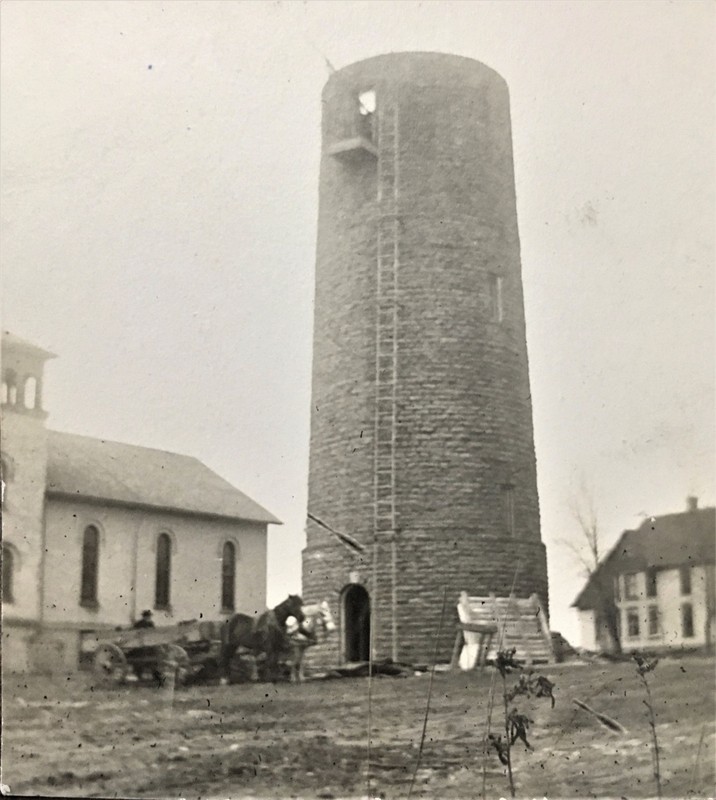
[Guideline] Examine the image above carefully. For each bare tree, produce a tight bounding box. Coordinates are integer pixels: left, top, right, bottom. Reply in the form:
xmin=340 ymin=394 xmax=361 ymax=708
xmin=564 ymin=483 xmax=621 ymax=654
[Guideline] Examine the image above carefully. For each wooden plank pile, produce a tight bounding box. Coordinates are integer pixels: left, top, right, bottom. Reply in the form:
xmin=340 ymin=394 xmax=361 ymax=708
xmin=452 ymin=591 xmax=554 ymax=670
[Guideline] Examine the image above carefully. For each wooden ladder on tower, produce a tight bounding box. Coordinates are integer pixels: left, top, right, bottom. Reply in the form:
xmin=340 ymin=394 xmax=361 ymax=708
xmin=373 ymin=96 xmax=399 ymax=538
xmin=373 ymin=95 xmax=400 ymax=660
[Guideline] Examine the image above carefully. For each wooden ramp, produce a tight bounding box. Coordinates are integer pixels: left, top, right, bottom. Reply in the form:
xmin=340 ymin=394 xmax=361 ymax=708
xmin=454 ymin=591 xmax=554 ymax=669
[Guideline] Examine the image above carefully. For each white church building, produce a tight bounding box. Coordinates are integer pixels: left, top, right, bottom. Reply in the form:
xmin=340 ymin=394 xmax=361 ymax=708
xmin=1 ymin=332 xmax=280 ymax=673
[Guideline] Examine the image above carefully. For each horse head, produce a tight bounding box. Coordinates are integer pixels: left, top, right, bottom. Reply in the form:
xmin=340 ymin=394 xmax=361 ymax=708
xmin=275 ymin=594 xmax=305 ymax=626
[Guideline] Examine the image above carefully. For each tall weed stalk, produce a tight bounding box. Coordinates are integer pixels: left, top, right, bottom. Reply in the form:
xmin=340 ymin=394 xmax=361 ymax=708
xmin=633 ymin=653 xmax=662 ymax=798
xmin=488 ymin=649 xmax=555 ymax=798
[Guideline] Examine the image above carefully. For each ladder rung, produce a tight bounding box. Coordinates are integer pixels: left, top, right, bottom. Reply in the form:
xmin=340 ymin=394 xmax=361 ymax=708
xmin=376 ymin=405 xmax=395 ymax=415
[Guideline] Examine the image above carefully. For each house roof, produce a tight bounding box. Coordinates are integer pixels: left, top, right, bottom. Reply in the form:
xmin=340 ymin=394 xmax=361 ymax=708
xmin=572 ymin=505 xmax=715 ymax=610
xmin=46 ymin=430 xmax=281 ymax=525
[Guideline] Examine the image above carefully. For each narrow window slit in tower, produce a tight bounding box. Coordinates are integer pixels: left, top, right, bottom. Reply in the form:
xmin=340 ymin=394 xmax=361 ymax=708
xmin=489 ymin=274 xmax=504 ymax=323
xmin=359 ymin=89 xmax=376 ymax=114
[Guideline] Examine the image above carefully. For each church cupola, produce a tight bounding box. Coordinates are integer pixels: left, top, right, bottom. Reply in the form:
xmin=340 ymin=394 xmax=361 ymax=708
xmin=1 ymin=332 xmax=56 ymax=419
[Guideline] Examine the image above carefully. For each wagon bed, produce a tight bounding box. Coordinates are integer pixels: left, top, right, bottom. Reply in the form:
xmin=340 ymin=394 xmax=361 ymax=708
xmin=92 ymin=619 xmax=224 ymax=686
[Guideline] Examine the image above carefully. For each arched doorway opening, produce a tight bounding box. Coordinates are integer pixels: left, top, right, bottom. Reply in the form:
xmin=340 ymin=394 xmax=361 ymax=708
xmin=342 ymin=584 xmax=370 ymax=662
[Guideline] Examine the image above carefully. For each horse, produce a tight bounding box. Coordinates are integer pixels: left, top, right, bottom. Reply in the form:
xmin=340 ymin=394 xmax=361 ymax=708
xmin=220 ymin=594 xmax=305 ymax=683
xmin=284 ymin=600 xmax=336 ymax=683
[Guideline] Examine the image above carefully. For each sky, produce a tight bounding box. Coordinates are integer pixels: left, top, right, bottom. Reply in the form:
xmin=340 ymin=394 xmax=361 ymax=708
xmin=1 ymin=0 xmax=714 ymax=644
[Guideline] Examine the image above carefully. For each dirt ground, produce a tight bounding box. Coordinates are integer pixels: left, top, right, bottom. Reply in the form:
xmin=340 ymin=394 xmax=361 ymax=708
xmin=2 ymin=656 xmax=714 ymax=799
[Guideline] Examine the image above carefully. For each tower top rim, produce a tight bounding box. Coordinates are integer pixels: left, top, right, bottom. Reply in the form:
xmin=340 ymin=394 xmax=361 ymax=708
xmin=324 ymin=51 xmax=507 ymax=90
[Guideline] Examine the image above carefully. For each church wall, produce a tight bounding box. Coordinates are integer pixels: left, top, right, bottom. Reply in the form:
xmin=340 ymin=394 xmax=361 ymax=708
xmin=2 ymin=624 xmax=35 ymax=673
xmin=39 ymin=498 xmax=267 ymax=669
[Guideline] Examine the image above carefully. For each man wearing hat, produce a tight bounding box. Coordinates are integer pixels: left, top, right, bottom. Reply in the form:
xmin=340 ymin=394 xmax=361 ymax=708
xmin=134 ymin=610 xmax=155 ymax=629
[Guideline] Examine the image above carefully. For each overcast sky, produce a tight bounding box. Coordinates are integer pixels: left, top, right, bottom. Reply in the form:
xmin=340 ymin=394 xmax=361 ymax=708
xmin=2 ymin=0 xmax=714 ymax=643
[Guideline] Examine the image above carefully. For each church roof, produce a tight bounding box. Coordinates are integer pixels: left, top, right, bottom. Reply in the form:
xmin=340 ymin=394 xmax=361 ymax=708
xmin=46 ymin=430 xmax=281 ymax=525
xmin=572 ymin=505 xmax=715 ymax=609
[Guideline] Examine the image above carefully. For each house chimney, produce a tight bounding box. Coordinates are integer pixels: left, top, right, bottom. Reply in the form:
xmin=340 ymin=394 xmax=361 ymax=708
xmin=687 ymin=496 xmax=698 ymax=512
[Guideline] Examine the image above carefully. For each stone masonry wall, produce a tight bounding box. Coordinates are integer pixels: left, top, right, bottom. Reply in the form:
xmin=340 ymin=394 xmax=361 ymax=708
xmin=304 ymin=53 xmax=548 ymax=666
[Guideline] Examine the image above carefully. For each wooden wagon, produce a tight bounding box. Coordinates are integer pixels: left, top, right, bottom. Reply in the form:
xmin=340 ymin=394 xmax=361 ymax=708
xmin=92 ymin=619 xmax=224 ymax=687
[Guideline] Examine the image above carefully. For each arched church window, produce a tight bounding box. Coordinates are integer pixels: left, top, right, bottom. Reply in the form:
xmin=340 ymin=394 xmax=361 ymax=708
xmin=221 ymin=541 xmax=236 ymax=611
xmin=2 ymin=543 xmax=15 ymax=603
xmin=24 ymin=376 xmax=37 ymax=409
xmin=80 ymin=525 xmax=100 ymax=607
xmin=155 ymin=533 xmax=172 ymax=610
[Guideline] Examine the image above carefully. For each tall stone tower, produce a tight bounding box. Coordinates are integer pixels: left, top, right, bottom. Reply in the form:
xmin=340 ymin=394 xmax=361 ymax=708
xmin=302 ymin=53 xmax=548 ymax=664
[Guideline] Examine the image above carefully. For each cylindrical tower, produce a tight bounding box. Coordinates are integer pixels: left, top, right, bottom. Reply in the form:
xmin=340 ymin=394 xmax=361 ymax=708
xmin=303 ymin=52 xmax=548 ymax=665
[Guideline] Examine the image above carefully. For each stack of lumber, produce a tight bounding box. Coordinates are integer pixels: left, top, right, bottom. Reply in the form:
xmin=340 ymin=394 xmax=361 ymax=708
xmin=456 ymin=591 xmax=554 ymax=667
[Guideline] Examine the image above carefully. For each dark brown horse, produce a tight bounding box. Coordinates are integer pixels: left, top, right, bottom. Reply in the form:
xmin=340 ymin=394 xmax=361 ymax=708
xmin=220 ymin=595 xmax=305 ymax=683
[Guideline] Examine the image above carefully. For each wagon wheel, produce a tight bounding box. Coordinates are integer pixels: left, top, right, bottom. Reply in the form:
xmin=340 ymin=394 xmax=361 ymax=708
xmin=94 ymin=643 xmax=128 ymax=685
xmin=159 ymin=644 xmax=190 ymax=686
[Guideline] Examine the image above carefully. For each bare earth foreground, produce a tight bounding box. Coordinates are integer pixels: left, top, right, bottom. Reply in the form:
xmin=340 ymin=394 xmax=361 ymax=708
xmin=2 ymin=657 xmax=714 ymax=799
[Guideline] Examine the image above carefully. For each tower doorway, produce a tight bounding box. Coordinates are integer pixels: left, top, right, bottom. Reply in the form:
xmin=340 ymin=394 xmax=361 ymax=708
xmin=342 ymin=584 xmax=370 ymax=662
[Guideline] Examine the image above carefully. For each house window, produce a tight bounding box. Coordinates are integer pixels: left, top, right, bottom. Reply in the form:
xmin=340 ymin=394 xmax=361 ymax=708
xmin=80 ymin=526 xmax=99 ymax=607
xmin=624 ymin=573 xmax=639 ymax=600
xmin=2 ymin=543 xmax=14 ymax=603
xmin=613 ymin=576 xmax=621 ymax=602
xmin=155 ymin=533 xmax=172 ymax=610
xmin=646 ymin=568 xmax=657 ymax=598
xmin=626 ymin=608 xmax=640 ymax=639
xmin=681 ymin=603 xmax=694 ymax=638
xmin=221 ymin=541 xmax=236 ymax=612
xmin=680 ymin=566 xmax=691 ymax=596
xmin=501 ymin=484 xmax=515 ymax=536
xmin=488 ymin=274 xmax=504 ymax=322
xmin=648 ymin=605 xmax=659 ymax=636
